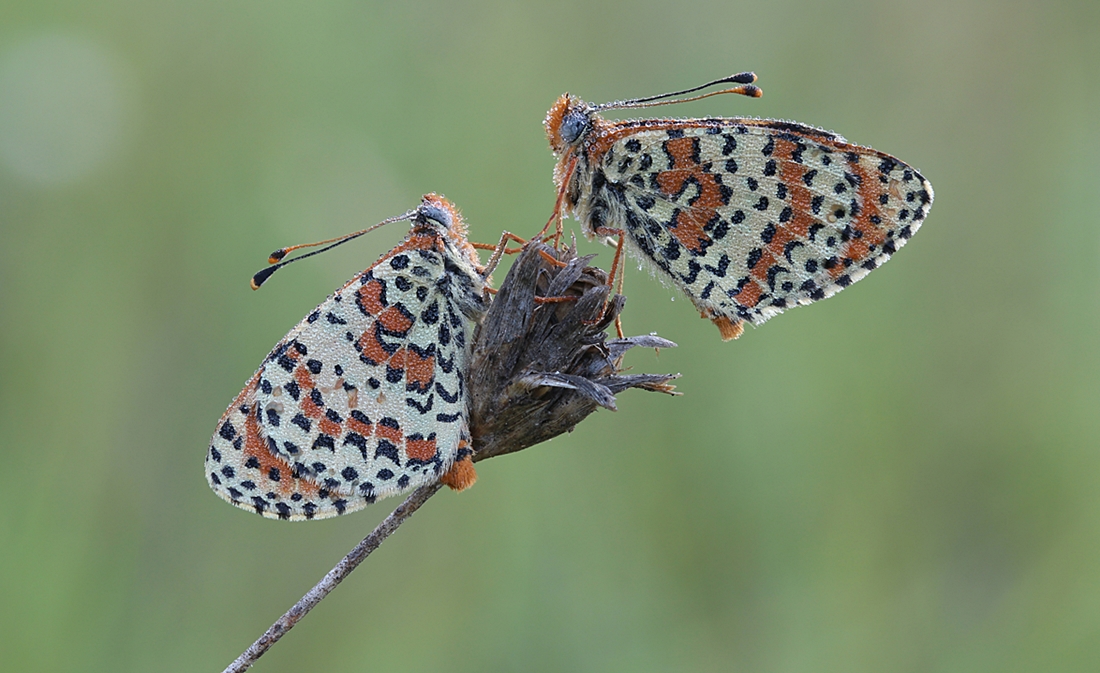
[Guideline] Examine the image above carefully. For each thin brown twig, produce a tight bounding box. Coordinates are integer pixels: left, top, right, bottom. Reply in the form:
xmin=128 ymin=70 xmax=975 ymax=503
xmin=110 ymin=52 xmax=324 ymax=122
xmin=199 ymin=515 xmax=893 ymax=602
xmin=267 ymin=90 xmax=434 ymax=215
xmin=220 ymin=242 xmax=679 ymax=672
xmin=222 ymin=483 xmax=442 ymax=673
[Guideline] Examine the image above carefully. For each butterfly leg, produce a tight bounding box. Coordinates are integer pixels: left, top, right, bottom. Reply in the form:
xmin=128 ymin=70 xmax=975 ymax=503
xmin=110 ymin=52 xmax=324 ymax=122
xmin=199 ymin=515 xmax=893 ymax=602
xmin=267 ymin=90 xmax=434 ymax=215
xmin=535 ymin=155 xmax=579 ymax=249
xmin=474 ymin=231 xmax=531 ymax=278
xmin=533 ymin=295 xmax=580 ymax=305
xmin=592 ymin=226 xmax=626 ymax=338
xmin=474 ymin=232 xmax=568 ymax=281
xmin=471 ymin=232 xmax=528 ymax=254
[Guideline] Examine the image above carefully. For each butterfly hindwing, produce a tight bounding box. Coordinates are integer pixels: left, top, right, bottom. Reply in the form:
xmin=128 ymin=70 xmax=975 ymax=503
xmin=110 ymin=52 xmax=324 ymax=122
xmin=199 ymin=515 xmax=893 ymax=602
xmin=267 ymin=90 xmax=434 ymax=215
xmin=206 ymin=373 xmax=351 ymax=520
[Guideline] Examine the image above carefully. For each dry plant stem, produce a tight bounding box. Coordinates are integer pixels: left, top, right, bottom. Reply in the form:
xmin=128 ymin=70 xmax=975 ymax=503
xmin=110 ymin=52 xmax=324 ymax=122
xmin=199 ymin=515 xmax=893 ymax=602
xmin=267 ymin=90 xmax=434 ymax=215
xmin=223 ymin=242 xmax=679 ymax=673
xmin=222 ymin=482 xmax=442 ymax=673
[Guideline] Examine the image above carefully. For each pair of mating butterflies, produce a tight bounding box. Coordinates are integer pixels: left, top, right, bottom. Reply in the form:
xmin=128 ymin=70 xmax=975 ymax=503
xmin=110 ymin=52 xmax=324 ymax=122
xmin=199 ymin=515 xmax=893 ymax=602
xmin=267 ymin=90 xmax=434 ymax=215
xmin=206 ymin=73 xmax=934 ymax=520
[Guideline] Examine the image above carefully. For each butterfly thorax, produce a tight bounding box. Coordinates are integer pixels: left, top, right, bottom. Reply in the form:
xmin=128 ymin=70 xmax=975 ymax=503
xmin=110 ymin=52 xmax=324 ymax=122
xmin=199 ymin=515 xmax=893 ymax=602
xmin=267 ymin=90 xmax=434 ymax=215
xmin=430 ymin=229 xmax=490 ymax=322
xmin=411 ymin=194 xmax=490 ymax=321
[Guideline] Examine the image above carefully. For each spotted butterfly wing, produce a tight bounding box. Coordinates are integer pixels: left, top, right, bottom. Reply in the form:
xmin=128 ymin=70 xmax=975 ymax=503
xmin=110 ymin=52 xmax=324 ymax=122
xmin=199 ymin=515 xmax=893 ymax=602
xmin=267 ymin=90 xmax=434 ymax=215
xmin=206 ymin=195 xmax=487 ymax=520
xmin=545 ymin=75 xmax=933 ymax=340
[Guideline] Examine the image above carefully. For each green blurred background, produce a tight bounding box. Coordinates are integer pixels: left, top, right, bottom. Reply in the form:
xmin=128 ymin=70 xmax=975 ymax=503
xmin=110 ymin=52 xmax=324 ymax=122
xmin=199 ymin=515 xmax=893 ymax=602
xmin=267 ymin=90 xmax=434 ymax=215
xmin=2 ymin=1 xmax=1098 ymax=671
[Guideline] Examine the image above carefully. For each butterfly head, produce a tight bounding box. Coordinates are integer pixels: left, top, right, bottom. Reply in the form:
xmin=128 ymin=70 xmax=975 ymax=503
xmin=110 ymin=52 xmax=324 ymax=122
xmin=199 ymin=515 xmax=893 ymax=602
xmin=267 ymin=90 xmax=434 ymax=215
xmin=546 ymin=74 xmax=763 ymax=158
xmin=414 ymin=193 xmax=483 ymax=271
xmin=545 ymin=94 xmax=595 ymax=156
xmin=414 ymin=193 xmax=462 ymax=233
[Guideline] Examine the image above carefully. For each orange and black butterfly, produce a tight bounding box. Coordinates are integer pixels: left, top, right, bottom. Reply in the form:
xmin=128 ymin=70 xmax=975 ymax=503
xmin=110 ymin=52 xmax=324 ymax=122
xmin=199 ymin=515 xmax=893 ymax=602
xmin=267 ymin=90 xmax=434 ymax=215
xmin=207 ymin=196 xmax=486 ymax=520
xmin=545 ymin=73 xmax=933 ymax=340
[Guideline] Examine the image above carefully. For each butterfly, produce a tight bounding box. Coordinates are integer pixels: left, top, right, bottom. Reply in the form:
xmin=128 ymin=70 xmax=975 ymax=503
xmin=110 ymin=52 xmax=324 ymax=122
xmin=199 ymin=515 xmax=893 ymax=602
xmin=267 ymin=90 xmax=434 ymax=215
xmin=544 ymin=73 xmax=933 ymax=340
xmin=205 ymin=195 xmax=490 ymax=520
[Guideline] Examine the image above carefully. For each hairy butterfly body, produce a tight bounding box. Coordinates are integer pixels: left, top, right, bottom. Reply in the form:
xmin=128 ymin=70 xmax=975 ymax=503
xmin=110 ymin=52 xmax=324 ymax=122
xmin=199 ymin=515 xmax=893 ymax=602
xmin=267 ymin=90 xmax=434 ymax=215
xmin=545 ymin=73 xmax=933 ymax=340
xmin=206 ymin=195 xmax=486 ymax=520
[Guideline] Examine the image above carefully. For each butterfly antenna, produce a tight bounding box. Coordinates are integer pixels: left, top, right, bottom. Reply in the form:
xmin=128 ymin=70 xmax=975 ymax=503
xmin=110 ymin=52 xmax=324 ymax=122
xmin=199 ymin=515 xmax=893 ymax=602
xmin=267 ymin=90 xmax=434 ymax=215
xmin=251 ymin=210 xmax=416 ymax=290
xmin=594 ymin=72 xmax=762 ymax=112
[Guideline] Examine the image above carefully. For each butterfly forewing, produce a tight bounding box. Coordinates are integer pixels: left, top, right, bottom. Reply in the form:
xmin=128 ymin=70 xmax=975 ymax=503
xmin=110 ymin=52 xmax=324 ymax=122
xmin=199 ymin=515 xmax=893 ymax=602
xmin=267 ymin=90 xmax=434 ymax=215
xmin=589 ymin=119 xmax=932 ymax=331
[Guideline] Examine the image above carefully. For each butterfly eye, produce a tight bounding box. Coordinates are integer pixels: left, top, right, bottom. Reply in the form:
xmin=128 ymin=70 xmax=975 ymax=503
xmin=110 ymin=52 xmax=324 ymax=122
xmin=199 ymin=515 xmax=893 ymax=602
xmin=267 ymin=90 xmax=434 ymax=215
xmin=559 ymin=110 xmax=588 ymax=145
xmin=418 ymin=204 xmax=452 ymax=229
